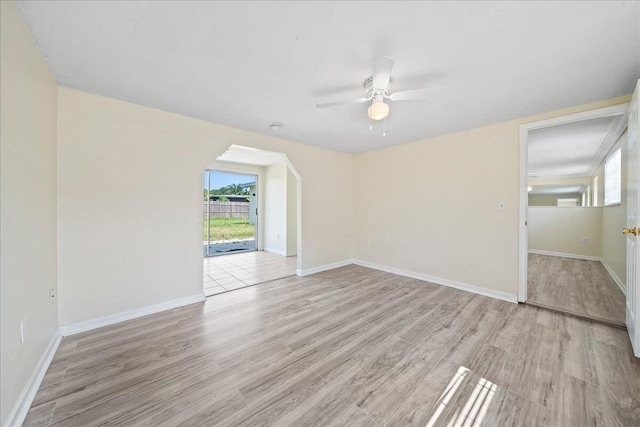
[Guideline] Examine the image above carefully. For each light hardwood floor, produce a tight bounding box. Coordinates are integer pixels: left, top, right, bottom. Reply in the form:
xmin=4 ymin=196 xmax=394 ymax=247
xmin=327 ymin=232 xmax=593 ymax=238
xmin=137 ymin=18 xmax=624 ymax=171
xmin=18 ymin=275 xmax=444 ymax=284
xmin=25 ymin=265 xmax=640 ymax=426
xmin=528 ymin=253 xmax=627 ymax=325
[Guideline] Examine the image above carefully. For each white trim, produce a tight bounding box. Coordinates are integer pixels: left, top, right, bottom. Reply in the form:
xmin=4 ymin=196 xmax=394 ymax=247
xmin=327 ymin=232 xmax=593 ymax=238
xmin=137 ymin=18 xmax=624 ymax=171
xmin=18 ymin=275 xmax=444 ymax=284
xmin=519 ymin=123 xmax=528 ymax=302
xmin=264 ymin=247 xmax=287 ymax=257
xmin=600 ymin=258 xmax=627 ymax=296
xmin=4 ymin=330 xmax=62 ymax=427
xmin=353 ymin=259 xmax=518 ymax=304
xmin=518 ymin=103 xmax=630 ymax=303
xmin=528 ymin=249 xmax=601 ymax=261
xmin=59 ymin=293 xmax=206 ymax=336
xmin=297 ymin=259 xmax=354 ymax=276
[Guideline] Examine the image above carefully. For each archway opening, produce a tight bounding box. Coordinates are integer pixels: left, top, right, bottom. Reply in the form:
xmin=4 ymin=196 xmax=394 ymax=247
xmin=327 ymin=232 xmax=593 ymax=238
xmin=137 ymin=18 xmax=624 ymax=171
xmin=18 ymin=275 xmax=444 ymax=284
xmin=202 ymin=145 xmax=302 ymax=296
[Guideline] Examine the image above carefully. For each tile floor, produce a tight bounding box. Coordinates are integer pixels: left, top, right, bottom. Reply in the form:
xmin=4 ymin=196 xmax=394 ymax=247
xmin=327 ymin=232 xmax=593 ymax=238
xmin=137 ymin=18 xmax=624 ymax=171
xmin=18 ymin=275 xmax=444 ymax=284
xmin=203 ymin=250 xmax=297 ymax=296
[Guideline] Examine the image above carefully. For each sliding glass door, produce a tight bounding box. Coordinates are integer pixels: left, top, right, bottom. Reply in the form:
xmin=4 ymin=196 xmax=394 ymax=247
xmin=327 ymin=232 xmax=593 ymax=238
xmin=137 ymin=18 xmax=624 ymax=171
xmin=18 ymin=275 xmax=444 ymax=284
xmin=203 ymin=170 xmax=257 ymax=257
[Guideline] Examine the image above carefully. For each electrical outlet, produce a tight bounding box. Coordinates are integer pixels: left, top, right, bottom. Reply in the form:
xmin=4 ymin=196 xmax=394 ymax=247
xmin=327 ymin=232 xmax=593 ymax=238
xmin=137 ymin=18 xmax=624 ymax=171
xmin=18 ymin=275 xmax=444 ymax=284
xmin=366 ymin=240 xmax=371 ymax=246
xmin=582 ymin=237 xmax=588 ymax=244
xmin=49 ymin=288 xmax=56 ymax=304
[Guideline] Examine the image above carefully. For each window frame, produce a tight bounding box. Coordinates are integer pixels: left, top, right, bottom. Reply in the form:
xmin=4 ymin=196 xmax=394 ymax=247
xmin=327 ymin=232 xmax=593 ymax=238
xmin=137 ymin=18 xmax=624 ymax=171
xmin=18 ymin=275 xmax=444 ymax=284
xmin=603 ymin=147 xmax=622 ymax=207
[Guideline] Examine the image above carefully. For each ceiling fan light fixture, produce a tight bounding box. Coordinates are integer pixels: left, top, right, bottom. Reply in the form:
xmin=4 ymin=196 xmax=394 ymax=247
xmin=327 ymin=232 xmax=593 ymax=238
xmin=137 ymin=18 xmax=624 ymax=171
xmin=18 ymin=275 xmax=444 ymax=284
xmin=368 ymin=101 xmax=389 ymax=121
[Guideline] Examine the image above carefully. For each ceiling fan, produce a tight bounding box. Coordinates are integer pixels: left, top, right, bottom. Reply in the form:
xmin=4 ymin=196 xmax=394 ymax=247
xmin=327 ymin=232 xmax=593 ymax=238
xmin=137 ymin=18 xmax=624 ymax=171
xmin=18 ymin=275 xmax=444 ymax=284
xmin=315 ymin=57 xmax=444 ymax=122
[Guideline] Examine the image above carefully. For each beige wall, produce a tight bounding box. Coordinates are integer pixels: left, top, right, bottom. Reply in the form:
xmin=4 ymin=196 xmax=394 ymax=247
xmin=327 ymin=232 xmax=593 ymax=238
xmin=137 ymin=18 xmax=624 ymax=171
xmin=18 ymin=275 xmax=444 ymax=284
xmin=286 ymin=168 xmax=298 ymax=257
xmin=355 ymin=122 xmax=519 ymax=295
xmin=0 ymin=1 xmax=59 ymax=424
xmin=528 ymin=192 xmax=582 ymax=206
xmin=354 ymin=95 xmax=630 ymax=297
xmin=57 ymin=87 xmax=355 ymax=327
xmin=601 ymin=131 xmax=628 ymax=289
xmin=264 ymin=163 xmax=288 ymax=255
xmin=528 ymin=207 xmax=603 ymax=257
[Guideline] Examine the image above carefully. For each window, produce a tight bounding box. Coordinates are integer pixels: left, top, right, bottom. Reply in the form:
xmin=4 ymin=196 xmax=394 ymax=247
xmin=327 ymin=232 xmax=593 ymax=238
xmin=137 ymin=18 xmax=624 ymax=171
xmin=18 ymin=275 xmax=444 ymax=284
xmin=593 ymin=177 xmax=598 ymax=206
xmin=558 ymin=198 xmax=578 ymax=207
xmin=604 ymin=148 xmax=622 ymax=206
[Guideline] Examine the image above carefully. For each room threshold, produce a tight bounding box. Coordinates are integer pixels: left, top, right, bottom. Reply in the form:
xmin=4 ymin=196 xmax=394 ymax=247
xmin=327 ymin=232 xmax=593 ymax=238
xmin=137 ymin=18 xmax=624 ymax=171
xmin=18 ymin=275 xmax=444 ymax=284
xmin=206 ymin=248 xmax=257 ymax=258
xmin=523 ymin=301 xmax=627 ymax=330
xmin=206 ymin=273 xmax=297 ymax=298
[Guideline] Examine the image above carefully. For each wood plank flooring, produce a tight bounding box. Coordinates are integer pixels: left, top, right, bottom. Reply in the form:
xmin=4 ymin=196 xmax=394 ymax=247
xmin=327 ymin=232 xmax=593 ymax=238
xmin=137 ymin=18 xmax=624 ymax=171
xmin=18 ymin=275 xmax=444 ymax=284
xmin=528 ymin=253 xmax=627 ymax=325
xmin=25 ymin=265 xmax=640 ymax=426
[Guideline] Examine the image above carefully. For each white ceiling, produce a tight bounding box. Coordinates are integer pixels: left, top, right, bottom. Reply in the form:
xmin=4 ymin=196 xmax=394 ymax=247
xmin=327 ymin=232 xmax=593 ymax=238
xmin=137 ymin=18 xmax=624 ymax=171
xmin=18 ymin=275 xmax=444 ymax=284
xmin=17 ymin=1 xmax=640 ymax=153
xmin=528 ymin=113 xmax=626 ymax=179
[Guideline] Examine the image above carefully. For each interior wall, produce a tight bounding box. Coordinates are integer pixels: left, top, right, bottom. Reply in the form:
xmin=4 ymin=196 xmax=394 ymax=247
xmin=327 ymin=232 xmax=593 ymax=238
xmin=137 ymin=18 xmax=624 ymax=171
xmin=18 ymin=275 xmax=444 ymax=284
xmin=528 ymin=192 xmax=582 ymax=206
xmin=0 ymin=1 xmax=59 ymax=424
xmin=354 ymin=95 xmax=630 ymax=298
xmin=528 ymin=207 xmax=603 ymax=257
xmin=264 ymin=163 xmax=287 ymax=255
xmin=601 ymin=130 xmax=628 ymax=289
xmin=57 ymin=87 xmax=354 ymax=327
xmin=286 ymin=168 xmax=298 ymax=256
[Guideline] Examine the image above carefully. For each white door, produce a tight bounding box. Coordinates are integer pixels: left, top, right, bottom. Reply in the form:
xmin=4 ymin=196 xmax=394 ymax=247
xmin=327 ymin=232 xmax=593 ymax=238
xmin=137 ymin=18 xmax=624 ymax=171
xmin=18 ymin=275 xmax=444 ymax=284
xmin=626 ymin=79 xmax=640 ymax=357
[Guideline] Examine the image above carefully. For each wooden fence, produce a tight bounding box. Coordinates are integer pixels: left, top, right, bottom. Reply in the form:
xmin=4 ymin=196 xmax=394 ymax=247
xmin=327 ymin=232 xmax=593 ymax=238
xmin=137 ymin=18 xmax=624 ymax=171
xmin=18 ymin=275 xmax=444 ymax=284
xmin=204 ymin=201 xmax=250 ymax=219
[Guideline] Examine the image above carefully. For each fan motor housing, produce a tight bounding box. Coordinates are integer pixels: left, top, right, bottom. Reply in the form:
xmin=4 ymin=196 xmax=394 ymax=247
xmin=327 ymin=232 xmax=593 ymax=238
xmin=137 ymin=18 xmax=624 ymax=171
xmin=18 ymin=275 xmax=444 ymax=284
xmin=363 ymin=76 xmax=391 ymax=95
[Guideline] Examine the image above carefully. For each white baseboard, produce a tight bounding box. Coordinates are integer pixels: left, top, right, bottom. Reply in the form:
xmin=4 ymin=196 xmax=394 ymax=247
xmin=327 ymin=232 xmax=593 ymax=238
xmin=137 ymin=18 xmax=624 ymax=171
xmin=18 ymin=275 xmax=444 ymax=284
xmin=264 ymin=247 xmax=287 ymax=257
xmin=4 ymin=330 xmax=62 ymax=427
xmin=59 ymin=293 xmax=206 ymax=336
xmin=528 ymin=249 xmax=601 ymax=261
xmin=600 ymin=259 xmax=627 ymax=296
xmin=353 ymin=259 xmax=518 ymax=304
xmin=297 ymin=259 xmax=354 ymax=276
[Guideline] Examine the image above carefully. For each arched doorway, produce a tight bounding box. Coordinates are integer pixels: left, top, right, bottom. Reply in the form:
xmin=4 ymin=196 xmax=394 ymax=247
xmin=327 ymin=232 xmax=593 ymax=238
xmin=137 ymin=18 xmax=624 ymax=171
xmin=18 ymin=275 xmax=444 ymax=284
xmin=202 ymin=145 xmax=302 ymax=296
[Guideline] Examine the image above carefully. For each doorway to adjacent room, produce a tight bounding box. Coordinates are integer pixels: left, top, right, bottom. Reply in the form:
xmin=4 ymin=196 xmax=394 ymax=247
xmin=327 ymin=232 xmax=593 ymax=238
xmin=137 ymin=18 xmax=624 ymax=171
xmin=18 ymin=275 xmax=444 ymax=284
xmin=202 ymin=146 xmax=301 ymax=297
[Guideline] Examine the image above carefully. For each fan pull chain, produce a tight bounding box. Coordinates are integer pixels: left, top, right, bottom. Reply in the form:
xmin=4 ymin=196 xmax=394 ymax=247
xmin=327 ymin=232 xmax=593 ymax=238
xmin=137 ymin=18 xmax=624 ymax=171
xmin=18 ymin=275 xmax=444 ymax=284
xmin=369 ymin=116 xmax=372 ymax=130
xmin=383 ymin=118 xmax=386 ymax=136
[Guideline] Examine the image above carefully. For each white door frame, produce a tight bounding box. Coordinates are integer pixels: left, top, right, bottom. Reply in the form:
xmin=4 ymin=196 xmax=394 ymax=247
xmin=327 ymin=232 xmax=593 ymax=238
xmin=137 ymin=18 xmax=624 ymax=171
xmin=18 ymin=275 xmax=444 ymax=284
xmin=626 ymin=81 xmax=640 ymax=357
xmin=518 ymin=103 xmax=630 ymax=302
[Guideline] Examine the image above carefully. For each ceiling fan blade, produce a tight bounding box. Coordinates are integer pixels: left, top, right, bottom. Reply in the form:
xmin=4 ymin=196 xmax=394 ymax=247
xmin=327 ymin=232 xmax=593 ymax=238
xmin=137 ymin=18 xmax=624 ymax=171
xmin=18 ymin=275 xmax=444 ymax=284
xmin=388 ymin=86 xmax=446 ymax=101
xmin=315 ymin=97 xmax=369 ymax=108
xmin=372 ymin=56 xmax=394 ymax=89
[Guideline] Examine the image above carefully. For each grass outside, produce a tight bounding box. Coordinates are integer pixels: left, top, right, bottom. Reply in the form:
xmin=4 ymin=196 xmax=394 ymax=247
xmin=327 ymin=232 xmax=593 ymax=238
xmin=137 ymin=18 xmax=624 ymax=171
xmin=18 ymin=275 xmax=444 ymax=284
xmin=204 ymin=217 xmax=254 ymax=241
